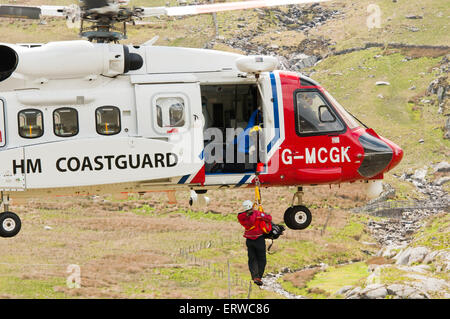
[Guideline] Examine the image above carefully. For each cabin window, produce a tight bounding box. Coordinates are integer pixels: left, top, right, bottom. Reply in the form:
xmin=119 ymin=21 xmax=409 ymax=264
xmin=54 ymin=108 xmax=79 ymax=137
xmin=96 ymin=106 xmax=121 ymax=135
xmin=18 ymin=109 xmax=44 ymax=139
xmin=155 ymin=97 xmax=186 ymax=128
xmin=295 ymin=91 xmax=345 ymax=135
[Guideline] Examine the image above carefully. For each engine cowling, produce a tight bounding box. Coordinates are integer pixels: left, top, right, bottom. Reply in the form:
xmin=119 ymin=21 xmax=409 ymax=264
xmin=0 ymin=40 xmax=143 ymax=81
xmin=0 ymin=45 xmax=18 ymax=82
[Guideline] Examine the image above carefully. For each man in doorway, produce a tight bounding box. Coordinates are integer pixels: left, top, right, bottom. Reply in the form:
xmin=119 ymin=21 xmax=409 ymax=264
xmin=237 ymin=200 xmax=272 ymax=286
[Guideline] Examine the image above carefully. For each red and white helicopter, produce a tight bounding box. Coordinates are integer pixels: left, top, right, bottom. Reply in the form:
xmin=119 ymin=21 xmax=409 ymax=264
xmin=0 ymin=0 xmax=403 ymax=237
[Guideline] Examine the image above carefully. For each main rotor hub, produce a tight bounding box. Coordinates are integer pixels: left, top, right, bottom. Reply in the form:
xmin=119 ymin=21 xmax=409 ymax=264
xmin=80 ymin=6 xmax=136 ymax=43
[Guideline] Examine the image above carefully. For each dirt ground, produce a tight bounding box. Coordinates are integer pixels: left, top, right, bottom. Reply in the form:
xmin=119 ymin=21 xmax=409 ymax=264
xmin=0 ymin=182 xmax=374 ymax=298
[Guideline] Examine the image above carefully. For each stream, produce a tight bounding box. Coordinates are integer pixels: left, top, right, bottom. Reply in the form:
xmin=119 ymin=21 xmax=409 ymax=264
xmin=259 ymin=165 xmax=449 ymax=299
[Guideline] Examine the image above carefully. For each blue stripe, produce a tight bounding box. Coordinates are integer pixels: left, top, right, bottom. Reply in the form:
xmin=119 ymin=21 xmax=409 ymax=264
xmin=267 ymin=72 xmax=280 ymax=153
xmin=178 ymin=174 xmax=190 ymax=184
xmin=234 ymin=174 xmax=251 ymax=187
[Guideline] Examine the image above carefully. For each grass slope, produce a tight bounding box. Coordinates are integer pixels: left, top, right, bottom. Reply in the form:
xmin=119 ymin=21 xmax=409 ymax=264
xmin=0 ymin=186 xmax=379 ymax=299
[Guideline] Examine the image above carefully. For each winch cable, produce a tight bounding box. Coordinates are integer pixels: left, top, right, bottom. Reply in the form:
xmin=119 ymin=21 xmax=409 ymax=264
xmin=250 ymin=124 xmax=277 ymax=252
xmin=249 ymin=124 xmax=263 ymax=212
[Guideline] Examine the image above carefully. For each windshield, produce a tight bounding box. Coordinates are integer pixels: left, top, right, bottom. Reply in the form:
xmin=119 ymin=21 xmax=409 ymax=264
xmin=323 ymin=90 xmax=361 ymax=130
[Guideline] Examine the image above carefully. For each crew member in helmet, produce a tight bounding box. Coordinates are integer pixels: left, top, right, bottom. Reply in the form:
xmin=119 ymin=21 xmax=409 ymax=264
xmin=237 ymin=200 xmax=272 ymax=286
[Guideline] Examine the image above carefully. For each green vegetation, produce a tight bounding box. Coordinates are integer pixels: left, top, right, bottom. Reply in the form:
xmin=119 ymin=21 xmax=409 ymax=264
xmin=281 ymin=262 xmax=369 ymax=298
xmin=306 ymin=262 xmax=368 ymax=294
xmin=327 ymin=214 xmax=368 ymax=242
xmin=0 ymin=276 xmax=67 ymax=299
xmin=411 ymin=213 xmax=450 ymax=250
xmin=130 ymin=204 xmax=155 ymax=216
xmin=377 ymin=266 xmax=412 ymax=286
xmin=307 ymin=48 xmax=449 ymax=199
xmin=311 ymin=0 xmax=450 ymax=51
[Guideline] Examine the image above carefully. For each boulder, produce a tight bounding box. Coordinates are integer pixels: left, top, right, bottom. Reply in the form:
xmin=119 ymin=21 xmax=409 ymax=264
xmin=405 ymin=15 xmax=423 ymax=19
xmin=408 ymin=291 xmax=430 ymax=299
xmin=395 ymin=247 xmax=412 ymax=265
xmin=380 ymin=244 xmax=406 ymax=259
xmin=434 ymin=176 xmax=450 ymax=186
xmin=407 ymin=274 xmax=449 ymax=293
xmin=423 ymin=250 xmax=440 ymax=264
xmin=386 ymin=284 xmax=428 ymax=299
xmin=336 ymin=285 xmax=354 ymax=296
xmin=436 ymin=250 xmax=450 ymax=272
xmin=397 ymin=265 xmax=430 ymax=274
xmin=445 ymin=117 xmax=450 ymax=140
xmin=433 ymin=161 xmax=450 ymax=173
xmin=412 ymin=168 xmax=427 ymax=183
xmin=361 ymin=284 xmax=388 ymax=299
xmin=407 ymin=246 xmax=430 ymax=265
xmin=345 ymin=286 xmax=361 ymax=298
xmin=291 ymin=54 xmax=318 ymax=70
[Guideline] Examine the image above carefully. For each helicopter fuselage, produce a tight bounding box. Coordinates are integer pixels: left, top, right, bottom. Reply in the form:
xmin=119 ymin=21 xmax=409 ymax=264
xmin=0 ymin=40 xmax=403 ymax=201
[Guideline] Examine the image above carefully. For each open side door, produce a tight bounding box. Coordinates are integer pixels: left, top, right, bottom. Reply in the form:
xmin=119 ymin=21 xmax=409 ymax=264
xmin=135 ymin=82 xmax=205 ymax=185
xmin=0 ymin=98 xmax=26 ymax=191
xmin=0 ymin=99 xmax=5 ymax=148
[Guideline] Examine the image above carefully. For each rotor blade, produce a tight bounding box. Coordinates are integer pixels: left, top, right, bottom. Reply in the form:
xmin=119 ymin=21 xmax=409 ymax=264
xmin=40 ymin=6 xmax=68 ymax=17
xmin=81 ymin=0 xmax=110 ymax=10
xmin=141 ymin=0 xmax=330 ymax=17
xmin=0 ymin=5 xmax=41 ymax=19
xmin=0 ymin=5 xmax=67 ymax=19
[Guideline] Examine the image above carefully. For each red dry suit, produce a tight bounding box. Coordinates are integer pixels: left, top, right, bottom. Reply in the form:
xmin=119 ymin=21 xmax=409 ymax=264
xmin=237 ymin=209 xmax=272 ymax=240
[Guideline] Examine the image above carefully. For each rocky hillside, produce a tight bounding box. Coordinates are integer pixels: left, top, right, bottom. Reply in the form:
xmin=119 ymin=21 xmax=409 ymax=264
xmin=341 ymin=162 xmax=449 ymax=299
xmin=202 ymin=0 xmax=450 ymax=299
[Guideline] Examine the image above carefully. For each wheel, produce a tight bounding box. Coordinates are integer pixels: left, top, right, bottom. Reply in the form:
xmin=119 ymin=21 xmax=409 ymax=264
xmin=0 ymin=212 xmax=22 ymax=238
xmin=284 ymin=205 xmax=312 ymax=230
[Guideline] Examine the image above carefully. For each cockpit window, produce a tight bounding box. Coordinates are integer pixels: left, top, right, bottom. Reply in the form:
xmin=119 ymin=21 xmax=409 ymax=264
xmin=295 ymin=91 xmax=345 ymax=135
xmin=18 ymin=109 xmax=43 ymax=139
xmin=323 ymin=90 xmax=360 ymax=130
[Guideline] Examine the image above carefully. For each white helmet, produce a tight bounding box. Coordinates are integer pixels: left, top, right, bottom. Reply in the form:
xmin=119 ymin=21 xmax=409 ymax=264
xmin=242 ymin=200 xmax=253 ymax=211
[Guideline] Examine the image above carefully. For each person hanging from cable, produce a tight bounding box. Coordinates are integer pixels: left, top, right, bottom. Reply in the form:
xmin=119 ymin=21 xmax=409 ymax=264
xmin=237 ymin=199 xmax=272 ymax=286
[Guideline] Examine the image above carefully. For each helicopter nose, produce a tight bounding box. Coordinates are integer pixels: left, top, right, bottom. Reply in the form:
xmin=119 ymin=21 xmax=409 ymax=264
xmin=380 ymin=137 xmax=404 ymax=172
xmin=357 ymin=132 xmax=402 ymax=178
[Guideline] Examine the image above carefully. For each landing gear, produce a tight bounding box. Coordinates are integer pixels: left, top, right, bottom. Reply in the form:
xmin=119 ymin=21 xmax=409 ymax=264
xmin=0 ymin=193 xmax=21 ymax=238
xmin=283 ymin=187 xmax=312 ymax=230
xmin=189 ymin=189 xmax=210 ymax=207
xmin=0 ymin=212 xmax=21 ymax=238
xmin=284 ymin=205 xmax=312 ymax=230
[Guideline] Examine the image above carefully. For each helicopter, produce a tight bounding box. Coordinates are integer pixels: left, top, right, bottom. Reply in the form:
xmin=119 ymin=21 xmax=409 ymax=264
xmin=0 ymin=0 xmax=403 ymax=238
